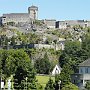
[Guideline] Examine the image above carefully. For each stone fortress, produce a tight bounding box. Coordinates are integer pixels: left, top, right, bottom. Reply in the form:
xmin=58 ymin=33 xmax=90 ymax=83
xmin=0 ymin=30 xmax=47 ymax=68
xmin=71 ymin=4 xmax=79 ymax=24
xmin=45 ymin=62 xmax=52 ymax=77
xmin=1 ymin=5 xmax=90 ymax=29
xmin=56 ymin=20 xmax=90 ymax=29
xmin=1 ymin=5 xmax=38 ymax=24
xmin=0 ymin=5 xmax=89 ymax=51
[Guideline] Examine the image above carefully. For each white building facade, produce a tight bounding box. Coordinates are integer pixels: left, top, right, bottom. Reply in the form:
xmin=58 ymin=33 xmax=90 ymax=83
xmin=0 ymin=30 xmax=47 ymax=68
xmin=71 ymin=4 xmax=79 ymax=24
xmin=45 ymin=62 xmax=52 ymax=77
xmin=71 ymin=59 xmax=90 ymax=89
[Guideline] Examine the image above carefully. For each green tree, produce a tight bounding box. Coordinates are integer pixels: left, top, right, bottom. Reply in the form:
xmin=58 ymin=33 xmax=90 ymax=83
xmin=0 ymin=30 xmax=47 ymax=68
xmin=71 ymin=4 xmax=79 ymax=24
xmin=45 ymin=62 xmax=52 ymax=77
xmin=1 ymin=50 xmax=9 ymax=78
xmin=59 ymin=64 xmax=74 ymax=87
xmin=0 ymin=49 xmax=40 ymax=89
xmin=54 ymin=74 xmax=60 ymax=90
xmin=60 ymin=41 xmax=81 ymax=67
xmin=5 ymin=49 xmax=30 ymax=76
xmin=26 ymin=65 xmax=37 ymax=90
xmin=45 ymin=78 xmax=55 ymax=90
xmin=34 ymin=53 xmax=51 ymax=74
xmin=59 ymin=41 xmax=88 ymax=72
xmin=62 ymin=82 xmax=79 ymax=90
xmin=10 ymin=36 xmax=16 ymax=46
xmin=14 ymin=66 xmax=27 ymax=89
xmin=82 ymin=34 xmax=90 ymax=57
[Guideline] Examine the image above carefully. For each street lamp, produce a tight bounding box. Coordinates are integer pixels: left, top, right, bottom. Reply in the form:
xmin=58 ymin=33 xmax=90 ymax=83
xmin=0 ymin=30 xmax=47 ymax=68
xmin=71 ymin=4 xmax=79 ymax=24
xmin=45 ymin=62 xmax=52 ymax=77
xmin=58 ymin=80 xmax=61 ymax=90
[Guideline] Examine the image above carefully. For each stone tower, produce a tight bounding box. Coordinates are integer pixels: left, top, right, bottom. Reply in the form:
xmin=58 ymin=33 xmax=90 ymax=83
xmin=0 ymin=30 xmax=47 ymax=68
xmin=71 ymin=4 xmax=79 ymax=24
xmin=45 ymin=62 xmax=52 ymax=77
xmin=28 ymin=5 xmax=38 ymax=20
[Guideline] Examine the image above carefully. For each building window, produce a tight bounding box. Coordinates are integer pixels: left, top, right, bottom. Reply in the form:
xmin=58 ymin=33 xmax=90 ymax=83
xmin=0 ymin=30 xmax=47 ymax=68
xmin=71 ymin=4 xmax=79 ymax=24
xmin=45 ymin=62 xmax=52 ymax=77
xmin=80 ymin=68 xmax=83 ymax=73
xmin=85 ymin=68 xmax=88 ymax=73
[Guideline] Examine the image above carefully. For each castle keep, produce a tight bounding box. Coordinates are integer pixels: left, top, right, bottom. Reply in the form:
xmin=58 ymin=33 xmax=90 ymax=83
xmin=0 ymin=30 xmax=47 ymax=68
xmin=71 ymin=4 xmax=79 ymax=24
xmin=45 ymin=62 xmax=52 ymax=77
xmin=1 ymin=5 xmax=38 ymax=24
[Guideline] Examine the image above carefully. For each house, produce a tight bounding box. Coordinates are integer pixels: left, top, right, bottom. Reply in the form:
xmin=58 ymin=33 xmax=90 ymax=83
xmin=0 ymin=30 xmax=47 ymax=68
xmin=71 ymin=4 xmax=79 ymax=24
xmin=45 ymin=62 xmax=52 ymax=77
xmin=52 ymin=64 xmax=62 ymax=75
xmin=71 ymin=58 xmax=90 ymax=89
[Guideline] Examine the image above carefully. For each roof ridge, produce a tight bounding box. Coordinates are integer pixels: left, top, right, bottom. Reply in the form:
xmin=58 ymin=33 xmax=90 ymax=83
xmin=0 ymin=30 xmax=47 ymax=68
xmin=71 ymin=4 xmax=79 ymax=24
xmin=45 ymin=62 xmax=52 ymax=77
xmin=79 ymin=58 xmax=90 ymax=66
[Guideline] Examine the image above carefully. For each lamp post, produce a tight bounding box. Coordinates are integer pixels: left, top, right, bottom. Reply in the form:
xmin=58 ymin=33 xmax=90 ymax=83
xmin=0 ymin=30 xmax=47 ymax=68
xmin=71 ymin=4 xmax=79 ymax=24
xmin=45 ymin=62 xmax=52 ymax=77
xmin=58 ymin=80 xmax=61 ymax=90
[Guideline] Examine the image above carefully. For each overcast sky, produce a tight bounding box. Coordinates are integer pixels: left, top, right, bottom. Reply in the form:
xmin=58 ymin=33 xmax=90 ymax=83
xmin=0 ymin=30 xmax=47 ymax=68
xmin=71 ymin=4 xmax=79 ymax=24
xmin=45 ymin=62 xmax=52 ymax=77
xmin=0 ymin=0 xmax=90 ymax=20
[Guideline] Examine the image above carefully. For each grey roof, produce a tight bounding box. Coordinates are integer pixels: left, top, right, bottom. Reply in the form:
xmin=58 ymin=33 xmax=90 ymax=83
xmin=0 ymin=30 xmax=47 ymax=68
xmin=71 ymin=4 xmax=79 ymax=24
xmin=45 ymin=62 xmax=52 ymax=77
xmin=2 ymin=13 xmax=29 ymax=18
xmin=79 ymin=58 xmax=90 ymax=67
xmin=30 ymin=5 xmax=38 ymax=8
xmin=28 ymin=5 xmax=38 ymax=10
xmin=3 ymin=13 xmax=29 ymax=16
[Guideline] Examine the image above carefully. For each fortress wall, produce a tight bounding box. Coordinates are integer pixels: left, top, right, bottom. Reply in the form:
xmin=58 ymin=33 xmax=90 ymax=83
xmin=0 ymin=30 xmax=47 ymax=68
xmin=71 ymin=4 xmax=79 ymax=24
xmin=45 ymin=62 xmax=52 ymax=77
xmin=2 ymin=13 xmax=30 ymax=24
xmin=56 ymin=20 xmax=90 ymax=29
xmin=44 ymin=19 xmax=56 ymax=28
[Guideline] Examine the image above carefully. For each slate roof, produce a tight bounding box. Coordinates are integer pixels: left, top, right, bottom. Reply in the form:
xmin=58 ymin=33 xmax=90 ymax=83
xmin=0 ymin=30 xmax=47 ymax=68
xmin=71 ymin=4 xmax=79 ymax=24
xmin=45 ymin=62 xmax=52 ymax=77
xmin=79 ymin=58 xmax=90 ymax=67
xmin=30 ymin=5 xmax=38 ymax=8
xmin=3 ymin=13 xmax=29 ymax=16
xmin=28 ymin=5 xmax=38 ymax=10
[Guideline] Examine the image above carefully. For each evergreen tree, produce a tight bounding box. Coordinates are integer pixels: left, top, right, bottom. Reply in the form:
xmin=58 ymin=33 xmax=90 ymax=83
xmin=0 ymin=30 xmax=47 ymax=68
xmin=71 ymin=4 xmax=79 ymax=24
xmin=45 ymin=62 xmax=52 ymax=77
xmin=45 ymin=77 xmax=55 ymax=90
xmin=14 ymin=66 xmax=27 ymax=89
xmin=59 ymin=64 xmax=74 ymax=88
xmin=59 ymin=41 xmax=88 ymax=72
xmin=34 ymin=53 xmax=51 ymax=74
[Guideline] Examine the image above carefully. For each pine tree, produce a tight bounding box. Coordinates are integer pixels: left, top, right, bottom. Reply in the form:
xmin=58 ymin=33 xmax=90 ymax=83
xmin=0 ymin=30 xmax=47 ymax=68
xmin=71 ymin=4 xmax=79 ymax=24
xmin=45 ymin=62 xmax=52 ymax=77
xmin=45 ymin=77 xmax=55 ymax=90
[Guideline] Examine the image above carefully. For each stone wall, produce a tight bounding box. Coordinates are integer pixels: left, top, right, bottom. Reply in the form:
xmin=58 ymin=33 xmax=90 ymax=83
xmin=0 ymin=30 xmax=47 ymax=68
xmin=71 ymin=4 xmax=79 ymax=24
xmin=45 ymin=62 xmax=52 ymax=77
xmin=44 ymin=19 xmax=56 ymax=28
xmin=34 ymin=43 xmax=64 ymax=50
xmin=2 ymin=13 xmax=30 ymax=24
xmin=56 ymin=20 xmax=90 ymax=29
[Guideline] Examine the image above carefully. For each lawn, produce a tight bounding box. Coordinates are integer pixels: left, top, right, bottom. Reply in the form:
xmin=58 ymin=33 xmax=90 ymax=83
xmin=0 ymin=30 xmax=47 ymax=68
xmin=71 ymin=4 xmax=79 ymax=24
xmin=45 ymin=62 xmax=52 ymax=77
xmin=4 ymin=75 xmax=55 ymax=89
xmin=36 ymin=75 xmax=55 ymax=88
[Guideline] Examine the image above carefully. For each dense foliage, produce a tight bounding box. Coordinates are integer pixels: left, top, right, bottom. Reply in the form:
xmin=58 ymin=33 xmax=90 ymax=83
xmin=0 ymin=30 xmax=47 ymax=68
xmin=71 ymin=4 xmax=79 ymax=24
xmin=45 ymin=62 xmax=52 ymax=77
xmin=58 ymin=33 xmax=90 ymax=89
xmin=45 ymin=78 xmax=55 ymax=90
xmin=34 ymin=53 xmax=51 ymax=74
xmin=59 ymin=41 xmax=88 ymax=72
xmin=0 ymin=26 xmax=90 ymax=89
xmin=0 ymin=49 xmax=40 ymax=89
xmin=59 ymin=64 xmax=74 ymax=87
xmin=61 ymin=82 xmax=79 ymax=90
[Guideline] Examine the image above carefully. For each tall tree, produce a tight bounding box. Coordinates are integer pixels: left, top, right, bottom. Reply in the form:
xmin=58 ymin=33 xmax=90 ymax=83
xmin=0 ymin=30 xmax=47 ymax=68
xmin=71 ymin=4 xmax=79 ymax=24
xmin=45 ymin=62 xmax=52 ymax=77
xmin=59 ymin=64 xmax=74 ymax=88
xmin=82 ymin=34 xmax=90 ymax=57
xmin=59 ymin=41 xmax=88 ymax=72
xmin=34 ymin=53 xmax=51 ymax=74
xmin=45 ymin=78 xmax=55 ymax=90
xmin=0 ymin=49 xmax=40 ymax=89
